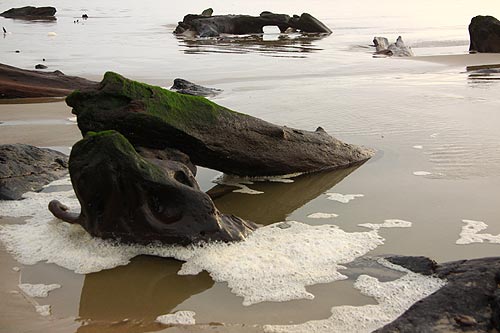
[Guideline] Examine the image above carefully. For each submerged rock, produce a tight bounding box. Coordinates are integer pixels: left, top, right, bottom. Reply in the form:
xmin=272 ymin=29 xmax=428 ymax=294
xmin=48 ymin=131 xmax=257 ymax=245
xmin=67 ymin=72 xmax=373 ymax=176
xmin=0 ymin=63 xmax=98 ymax=99
xmin=174 ymin=10 xmax=331 ymax=37
xmin=373 ymin=36 xmax=413 ymax=57
xmin=0 ymin=144 xmax=68 ymax=200
xmin=170 ymin=78 xmax=222 ymax=97
xmin=0 ymin=6 xmax=56 ymax=20
xmin=377 ymin=256 xmax=500 ymax=332
xmin=469 ymin=15 xmax=500 ymax=53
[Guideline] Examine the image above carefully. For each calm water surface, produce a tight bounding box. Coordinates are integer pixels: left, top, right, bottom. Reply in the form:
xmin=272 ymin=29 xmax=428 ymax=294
xmin=1 ymin=0 xmax=500 ymax=331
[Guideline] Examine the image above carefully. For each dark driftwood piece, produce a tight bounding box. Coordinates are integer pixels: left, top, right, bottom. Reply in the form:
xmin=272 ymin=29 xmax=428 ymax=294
xmin=67 ymin=72 xmax=373 ymax=177
xmin=0 ymin=63 xmax=97 ymax=99
xmin=48 ymin=131 xmax=257 ymax=245
xmin=469 ymin=15 xmax=500 ymax=53
xmin=174 ymin=10 xmax=332 ymax=37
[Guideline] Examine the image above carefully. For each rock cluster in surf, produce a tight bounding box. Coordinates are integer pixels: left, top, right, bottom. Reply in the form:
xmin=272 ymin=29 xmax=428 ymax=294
xmin=174 ymin=9 xmax=332 ymax=37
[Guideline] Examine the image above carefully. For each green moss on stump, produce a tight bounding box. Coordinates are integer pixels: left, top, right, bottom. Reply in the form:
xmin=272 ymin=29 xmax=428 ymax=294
xmin=71 ymin=130 xmax=166 ymax=183
xmin=67 ymin=72 xmax=244 ymax=131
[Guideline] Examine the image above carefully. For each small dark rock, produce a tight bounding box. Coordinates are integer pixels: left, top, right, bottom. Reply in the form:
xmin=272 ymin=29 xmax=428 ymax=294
xmin=170 ymin=78 xmax=222 ymax=97
xmin=15 ymin=50 xmax=20 ymax=53
xmin=0 ymin=144 xmax=68 ymax=200
xmin=386 ymin=256 xmax=437 ymax=275
xmin=0 ymin=6 xmax=56 ymax=20
xmin=82 ymin=14 xmax=88 ymax=19
xmin=201 ymin=8 xmax=213 ymax=17
xmin=35 ymin=64 xmax=47 ymax=69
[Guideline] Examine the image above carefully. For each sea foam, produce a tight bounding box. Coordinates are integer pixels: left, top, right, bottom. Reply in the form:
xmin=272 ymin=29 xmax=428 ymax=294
xmin=264 ymin=259 xmax=445 ymax=333
xmin=156 ymin=311 xmax=196 ymax=325
xmin=0 ymin=178 xmax=415 ymax=306
xmin=456 ymin=219 xmax=500 ymax=244
xmin=18 ymin=283 xmax=61 ymax=298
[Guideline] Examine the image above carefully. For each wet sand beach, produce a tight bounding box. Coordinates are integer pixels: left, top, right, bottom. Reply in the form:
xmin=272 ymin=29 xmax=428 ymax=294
xmin=2 ymin=0 xmax=500 ymax=332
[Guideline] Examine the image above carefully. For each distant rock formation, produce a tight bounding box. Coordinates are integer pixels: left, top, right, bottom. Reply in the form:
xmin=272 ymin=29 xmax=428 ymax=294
xmin=48 ymin=131 xmax=257 ymax=245
xmin=469 ymin=15 xmax=500 ymax=53
xmin=0 ymin=144 xmax=68 ymax=200
xmin=377 ymin=256 xmax=500 ymax=332
xmin=67 ymin=72 xmax=373 ymax=176
xmin=0 ymin=63 xmax=98 ymax=99
xmin=373 ymin=36 xmax=413 ymax=57
xmin=170 ymin=78 xmax=222 ymax=97
xmin=174 ymin=9 xmax=332 ymax=37
xmin=0 ymin=6 xmax=56 ymax=20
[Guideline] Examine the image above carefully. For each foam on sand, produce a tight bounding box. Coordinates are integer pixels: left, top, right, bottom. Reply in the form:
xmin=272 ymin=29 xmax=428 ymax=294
xmin=18 ymin=283 xmax=61 ymax=298
xmin=35 ymin=305 xmax=51 ymax=316
xmin=456 ymin=219 xmax=500 ymax=244
xmin=358 ymin=219 xmax=412 ymax=230
xmin=156 ymin=311 xmax=196 ymax=325
xmin=264 ymin=259 xmax=446 ymax=333
xmin=0 ymin=179 xmax=414 ymax=306
xmin=326 ymin=193 xmax=364 ymax=203
xmin=413 ymin=171 xmax=432 ymax=176
xmin=412 ymin=145 xmax=423 ymax=149
xmin=307 ymin=213 xmax=339 ymax=219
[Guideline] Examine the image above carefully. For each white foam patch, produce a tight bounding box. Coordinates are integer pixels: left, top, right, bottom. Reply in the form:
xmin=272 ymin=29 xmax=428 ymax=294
xmin=456 ymin=219 xmax=500 ymax=244
xmin=326 ymin=193 xmax=364 ymax=203
xmin=47 ymin=32 xmax=57 ymax=37
xmin=430 ymin=133 xmax=439 ymax=138
xmin=35 ymin=305 xmax=51 ymax=316
xmin=307 ymin=213 xmax=338 ymax=219
xmin=156 ymin=311 xmax=196 ymax=325
xmin=18 ymin=283 xmax=61 ymax=298
xmin=0 ymin=179 xmax=411 ymax=306
xmin=264 ymin=259 xmax=446 ymax=333
xmin=413 ymin=171 xmax=431 ymax=176
xmin=412 ymin=145 xmax=423 ymax=149
xmin=358 ymin=219 xmax=412 ymax=230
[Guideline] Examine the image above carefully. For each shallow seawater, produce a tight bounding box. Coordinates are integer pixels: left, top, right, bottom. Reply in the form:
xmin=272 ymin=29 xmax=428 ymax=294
xmin=1 ymin=0 xmax=500 ymax=332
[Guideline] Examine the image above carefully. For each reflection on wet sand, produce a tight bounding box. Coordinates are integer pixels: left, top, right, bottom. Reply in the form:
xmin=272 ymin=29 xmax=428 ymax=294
xmin=467 ymin=63 xmax=500 ymax=83
xmin=78 ymin=256 xmax=213 ymax=323
xmin=176 ymin=33 xmax=327 ymax=58
xmin=210 ymin=165 xmax=362 ymax=225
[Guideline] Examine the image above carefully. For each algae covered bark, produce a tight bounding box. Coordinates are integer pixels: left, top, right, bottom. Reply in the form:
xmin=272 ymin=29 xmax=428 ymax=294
xmin=49 ymin=130 xmax=257 ymax=245
xmin=67 ymin=72 xmax=373 ymax=176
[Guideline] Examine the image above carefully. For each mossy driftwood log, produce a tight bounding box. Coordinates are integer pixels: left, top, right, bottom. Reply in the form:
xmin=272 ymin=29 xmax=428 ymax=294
xmin=0 ymin=63 xmax=97 ymax=99
xmin=469 ymin=15 xmax=500 ymax=53
xmin=49 ymin=131 xmax=257 ymax=245
xmin=174 ymin=10 xmax=332 ymax=37
xmin=67 ymin=72 xmax=373 ymax=176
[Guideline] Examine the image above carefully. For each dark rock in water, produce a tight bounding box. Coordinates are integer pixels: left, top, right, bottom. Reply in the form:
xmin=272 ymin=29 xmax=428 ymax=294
xmin=469 ymin=15 xmax=500 ymax=53
xmin=377 ymin=256 xmax=500 ymax=332
xmin=386 ymin=256 xmax=437 ymax=276
xmin=0 ymin=144 xmax=68 ymax=200
xmin=373 ymin=36 xmax=413 ymax=57
xmin=67 ymin=72 xmax=373 ymax=176
xmin=48 ymin=131 xmax=257 ymax=245
xmin=170 ymin=78 xmax=222 ymax=97
xmin=35 ymin=64 xmax=47 ymax=69
xmin=82 ymin=14 xmax=88 ymax=19
xmin=174 ymin=9 xmax=331 ymax=37
xmin=0 ymin=63 xmax=98 ymax=99
xmin=0 ymin=6 xmax=56 ymax=20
